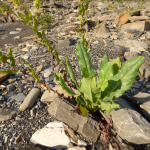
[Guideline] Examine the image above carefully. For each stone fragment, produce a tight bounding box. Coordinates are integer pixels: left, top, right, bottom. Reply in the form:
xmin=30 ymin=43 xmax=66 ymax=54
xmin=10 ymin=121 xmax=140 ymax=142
xmin=5 ymin=44 xmax=15 ymax=48
xmin=14 ymin=36 xmax=20 ymax=40
xmin=30 ymin=121 xmax=70 ymax=148
xmin=129 ymin=16 xmax=149 ymax=22
xmin=56 ymin=22 xmax=80 ymax=33
xmin=36 ymin=65 xmax=43 ymax=73
xmin=0 ymin=73 xmax=9 ymax=82
xmin=0 ymin=108 xmax=17 ymax=122
xmin=11 ymin=93 xmax=26 ymax=102
xmin=55 ymin=39 xmax=71 ymax=50
xmin=19 ymin=88 xmax=40 ymax=111
xmin=139 ymin=63 xmax=150 ymax=78
xmin=101 ymin=98 xmax=150 ymax=144
xmin=133 ymin=92 xmax=150 ymax=104
xmin=6 ymin=84 xmax=15 ymax=92
xmin=146 ymin=31 xmax=150 ymax=40
xmin=43 ymin=66 xmax=52 ymax=78
xmin=97 ymin=24 xmax=109 ymax=34
xmin=124 ymin=52 xmax=138 ymax=60
xmin=140 ymin=101 xmax=150 ymax=122
xmin=9 ymin=31 xmax=20 ymax=34
xmin=121 ymin=21 xmax=150 ymax=33
xmin=114 ymin=12 xmax=131 ymax=26
xmin=95 ymin=33 xmax=110 ymax=38
xmin=68 ymin=147 xmax=86 ymax=150
xmin=41 ymin=85 xmax=79 ymax=103
xmin=48 ymin=97 xmax=100 ymax=142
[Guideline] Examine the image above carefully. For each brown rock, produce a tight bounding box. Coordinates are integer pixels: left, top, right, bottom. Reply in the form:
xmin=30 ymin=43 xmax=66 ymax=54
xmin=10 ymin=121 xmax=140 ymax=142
xmin=0 ymin=73 xmax=9 ymax=83
xmin=48 ymin=97 xmax=100 ymax=142
xmin=114 ymin=12 xmax=131 ymax=26
xmin=133 ymin=92 xmax=150 ymax=104
xmin=124 ymin=52 xmax=138 ymax=60
xmin=121 ymin=21 xmax=150 ymax=33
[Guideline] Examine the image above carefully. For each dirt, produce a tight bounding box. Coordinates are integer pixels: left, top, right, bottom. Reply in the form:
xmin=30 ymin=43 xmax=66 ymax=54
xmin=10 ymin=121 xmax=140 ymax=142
xmin=0 ymin=20 xmax=35 ymax=49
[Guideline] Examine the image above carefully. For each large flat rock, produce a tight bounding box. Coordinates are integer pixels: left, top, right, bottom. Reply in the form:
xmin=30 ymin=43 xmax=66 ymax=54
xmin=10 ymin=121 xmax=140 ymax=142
xmin=101 ymin=98 xmax=150 ymax=144
xmin=48 ymin=97 xmax=100 ymax=143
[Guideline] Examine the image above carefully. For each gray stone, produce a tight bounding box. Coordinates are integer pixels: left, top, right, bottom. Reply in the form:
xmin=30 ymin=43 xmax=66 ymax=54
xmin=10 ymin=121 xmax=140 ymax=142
xmin=4 ymin=91 xmax=15 ymax=99
xmin=0 ymin=108 xmax=17 ymax=122
xmin=101 ymin=98 xmax=150 ymax=144
xmin=15 ymin=72 xmax=23 ymax=77
xmin=133 ymin=92 xmax=150 ymax=104
xmin=11 ymin=93 xmax=26 ymax=102
xmin=19 ymin=88 xmax=40 ymax=111
xmin=114 ymin=40 xmax=148 ymax=50
xmin=96 ymin=24 xmax=109 ymax=34
xmin=0 ymin=96 xmax=5 ymax=101
xmin=140 ymin=101 xmax=150 ymax=122
xmin=6 ymin=84 xmax=15 ymax=92
xmin=48 ymin=97 xmax=100 ymax=142
xmin=55 ymin=39 xmax=71 ymax=50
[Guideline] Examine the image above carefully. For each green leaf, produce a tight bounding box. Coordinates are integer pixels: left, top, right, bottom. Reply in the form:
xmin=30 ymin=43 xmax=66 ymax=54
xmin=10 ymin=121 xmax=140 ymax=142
xmin=76 ymin=96 xmax=86 ymax=106
xmin=97 ymin=62 xmax=114 ymax=92
xmin=66 ymin=55 xmax=79 ymax=88
xmin=54 ymin=72 xmax=77 ymax=96
xmin=36 ymin=39 xmax=47 ymax=47
xmin=8 ymin=48 xmax=15 ymax=67
xmin=0 ymin=53 xmax=8 ymax=63
xmin=32 ymin=28 xmax=42 ymax=38
xmin=33 ymin=0 xmax=42 ymax=9
xmin=79 ymin=77 xmax=101 ymax=110
xmin=97 ymin=99 xmax=120 ymax=114
xmin=102 ymin=56 xmax=144 ymax=102
xmin=0 ymin=69 xmax=18 ymax=74
xmin=21 ymin=59 xmax=39 ymax=83
xmin=76 ymin=42 xmax=95 ymax=78
xmin=80 ymin=104 xmax=89 ymax=117
xmin=111 ymin=57 xmax=121 ymax=75
xmin=33 ymin=16 xmax=38 ymax=29
xmin=99 ymin=54 xmax=109 ymax=70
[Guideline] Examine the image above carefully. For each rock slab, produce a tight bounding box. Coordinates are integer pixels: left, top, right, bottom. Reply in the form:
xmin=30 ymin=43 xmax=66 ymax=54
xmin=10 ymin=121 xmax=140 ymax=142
xmin=101 ymin=98 xmax=150 ymax=144
xmin=48 ymin=97 xmax=100 ymax=142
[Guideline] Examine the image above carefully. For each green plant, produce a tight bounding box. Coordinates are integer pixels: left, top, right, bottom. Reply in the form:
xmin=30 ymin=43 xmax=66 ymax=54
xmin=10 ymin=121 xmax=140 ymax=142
xmin=54 ymin=42 xmax=144 ymax=115
xmin=77 ymin=0 xmax=91 ymax=52
xmin=0 ymin=0 xmax=145 ymax=117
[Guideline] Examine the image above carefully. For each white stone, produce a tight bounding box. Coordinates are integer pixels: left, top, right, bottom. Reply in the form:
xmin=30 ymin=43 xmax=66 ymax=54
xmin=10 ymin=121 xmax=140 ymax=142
xmin=9 ymin=31 xmax=20 ymax=34
xmin=43 ymin=66 xmax=53 ymax=78
xmin=14 ymin=36 xmax=20 ymax=40
xmin=30 ymin=121 xmax=70 ymax=148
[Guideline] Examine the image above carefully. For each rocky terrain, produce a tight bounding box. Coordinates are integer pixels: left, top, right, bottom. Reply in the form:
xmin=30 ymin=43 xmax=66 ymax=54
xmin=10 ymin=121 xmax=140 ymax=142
xmin=1 ymin=0 xmax=150 ymax=150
